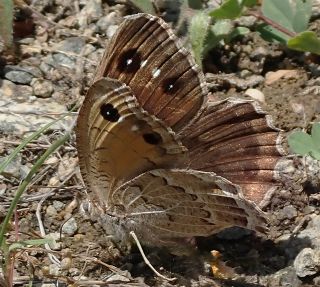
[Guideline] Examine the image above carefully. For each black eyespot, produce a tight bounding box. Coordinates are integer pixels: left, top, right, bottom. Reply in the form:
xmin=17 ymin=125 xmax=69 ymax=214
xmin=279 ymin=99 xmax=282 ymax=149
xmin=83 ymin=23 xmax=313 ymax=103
xmin=118 ymin=48 xmax=142 ymax=73
xmin=100 ymin=103 xmax=120 ymax=122
xmin=162 ymin=77 xmax=180 ymax=94
xmin=143 ymin=132 xmax=162 ymax=145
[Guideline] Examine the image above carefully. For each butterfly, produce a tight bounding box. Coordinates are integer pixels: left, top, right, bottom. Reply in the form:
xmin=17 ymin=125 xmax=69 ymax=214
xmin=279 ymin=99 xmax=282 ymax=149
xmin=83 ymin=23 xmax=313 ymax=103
xmin=76 ymin=13 xmax=285 ymax=248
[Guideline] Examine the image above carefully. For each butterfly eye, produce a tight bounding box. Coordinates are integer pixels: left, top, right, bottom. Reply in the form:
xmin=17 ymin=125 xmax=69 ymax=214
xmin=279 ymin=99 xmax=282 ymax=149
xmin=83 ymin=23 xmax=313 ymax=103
xmin=162 ymin=77 xmax=180 ymax=94
xmin=100 ymin=103 xmax=120 ymax=122
xmin=118 ymin=48 xmax=142 ymax=73
xmin=142 ymin=132 xmax=162 ymax=145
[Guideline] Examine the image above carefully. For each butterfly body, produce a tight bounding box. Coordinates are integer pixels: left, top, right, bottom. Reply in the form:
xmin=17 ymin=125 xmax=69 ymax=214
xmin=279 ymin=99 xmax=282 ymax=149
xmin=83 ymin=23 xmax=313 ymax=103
xmin=76 ymin=14 xmax=285 ymax=248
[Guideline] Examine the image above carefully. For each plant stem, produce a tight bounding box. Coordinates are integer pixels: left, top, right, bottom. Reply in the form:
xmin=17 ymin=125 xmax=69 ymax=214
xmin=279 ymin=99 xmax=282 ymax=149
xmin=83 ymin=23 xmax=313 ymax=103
xmin=0 ymin=133 xmax=71 ymax=248
xmin=247 ymin=9 xmax=297 ymax=38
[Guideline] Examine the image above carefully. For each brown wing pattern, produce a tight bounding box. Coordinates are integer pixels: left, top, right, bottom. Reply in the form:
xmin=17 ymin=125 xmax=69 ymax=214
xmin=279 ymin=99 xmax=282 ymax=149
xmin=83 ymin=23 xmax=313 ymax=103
xmin=94 ymin=13 xmax=207 ymax=131
xmin=178 ymin=98 xmax=285 ymax=207
xmin=111 ymin=169 xmax=267 ymax=242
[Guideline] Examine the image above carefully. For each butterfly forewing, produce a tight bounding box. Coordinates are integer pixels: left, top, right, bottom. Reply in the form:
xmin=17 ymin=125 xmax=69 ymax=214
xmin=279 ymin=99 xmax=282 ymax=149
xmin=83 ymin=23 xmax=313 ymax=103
xmin=95 ymin=13 xmax=207 ymax=131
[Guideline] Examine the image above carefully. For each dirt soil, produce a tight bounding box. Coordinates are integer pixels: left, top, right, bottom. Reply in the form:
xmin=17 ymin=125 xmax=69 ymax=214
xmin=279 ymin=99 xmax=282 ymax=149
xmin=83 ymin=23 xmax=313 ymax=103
xmin=0 ymin=1 xmax=320 ymax=287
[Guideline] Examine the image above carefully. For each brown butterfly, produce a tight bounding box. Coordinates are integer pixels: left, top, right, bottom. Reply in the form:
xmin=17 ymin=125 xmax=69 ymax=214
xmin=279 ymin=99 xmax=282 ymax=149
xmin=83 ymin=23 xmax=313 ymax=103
xmin=76 ymin=14 xmax=285 ymax=248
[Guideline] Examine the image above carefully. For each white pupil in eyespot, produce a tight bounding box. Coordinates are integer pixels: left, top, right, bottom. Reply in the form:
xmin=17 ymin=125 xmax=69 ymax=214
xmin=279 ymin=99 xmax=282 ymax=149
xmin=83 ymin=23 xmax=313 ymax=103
xmin=126 ymin=58 xmax=133 ymax=66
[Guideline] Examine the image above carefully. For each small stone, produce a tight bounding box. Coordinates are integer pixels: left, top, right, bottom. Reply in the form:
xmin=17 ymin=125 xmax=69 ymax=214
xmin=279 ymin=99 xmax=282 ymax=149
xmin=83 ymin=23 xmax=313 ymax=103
xmin=268 ymin=266 xmax=302 ymax=287
xmin=244 ymin=88 xmax=265 ymax=103
xmin=0 ymin=154 xmax=22 ymax=179
xmin=61 ymin=217 xmax=78 ymax=236
xmin=52 ymin=200 xmax=65 ymax=211
xmin=46 ymin=205 xmax=57 ymax=217
xmin=265 ymin=69 xmax=300 ymax=85
xmin=60 ymin=257 xmax=72 ymax=270
xmin=294 ymin=247 xmax=320 ymax=277
xmin=277 ymin=205 xmax=298 ymax=221
xmin=48 ymin=263 xmax=60 ymax=276
xmin=31 ymin=78 xmax=54 ymax=98
xmin=54 ymin=37 xmax=86 ymax=54
xmin=46 ymin=232 xmax=62 ymax=250
xmin=283 ymin=205 xmax=298 ymax=220
xmin=4 ymin=69 xmax=33 ymax=84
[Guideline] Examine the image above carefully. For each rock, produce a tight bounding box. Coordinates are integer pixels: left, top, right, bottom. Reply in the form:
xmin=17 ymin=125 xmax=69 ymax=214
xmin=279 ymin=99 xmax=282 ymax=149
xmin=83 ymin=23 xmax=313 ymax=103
xmin=61 ymin=217 xmax=78 ymax=236
xmin=244 ymin=88 xmax=265 ymax=103
xmin=267 ymin=266 xmax=302 ymax=287
xmin=46 ymin=205 xmax=57 ymax=217
xmin=31 ymin=78 xmax=54 ymax=98
xmin=52 ymin=200 xmax=65 ymax=212
xmin=4 ymin=65 xmax=42 ymax=84
xmin=54 ymin=37 xmax=86 ymax=54
xmin=281 ymin=205 xmax=298 ymax=220
xmin=294 ymin=247 xmax=320 ymax=277
xmin=297 ymin=214 xmax=320 ymax=247
xmin=48 ymin=263 xmax=60 ymax=276
xmin=46 ymin=233 xmax=62 ymax=250
xmin=0 ymin=80 xmax=71 ymax=135
xmin=60 ymin=257 xmax=72 ymax=270
xmin=83 ymin=0 xmax=103 ymax=21
xmin=4 ymin=69 xmax=34 ymax=84
xmin=265 ymin=70 xmax=300 ymax=85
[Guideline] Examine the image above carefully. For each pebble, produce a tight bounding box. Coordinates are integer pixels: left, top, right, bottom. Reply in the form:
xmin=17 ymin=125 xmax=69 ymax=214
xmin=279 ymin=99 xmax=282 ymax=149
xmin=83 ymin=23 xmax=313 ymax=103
xmin=294 ymin=247 xmax=320 ymax=277
xmin=61 ymin=217 xmax=78 ymax=236
xmin=46 ymin=232 xmax=62 ymax=250
xmin=244 ymin=88 xmax=265 ymax=103
xmin=46 ymin=205 xmax=57 ymax=217
xmin=4 ymin=69 xmax=34 ymax=84
xmin=282 ymin=205 xmax=298 ymax=220
xmin=54 ymin=37 xmax=86 ymax=54
xmin=60 ymin=257 xmax=72 ymax=270
xmin=0 ymin=80 xmax=71 ymax=135
xmin=267 ymin=266 xmax=302 ymax=287
xmin=31 ymin=78 xmax=54 ymax=98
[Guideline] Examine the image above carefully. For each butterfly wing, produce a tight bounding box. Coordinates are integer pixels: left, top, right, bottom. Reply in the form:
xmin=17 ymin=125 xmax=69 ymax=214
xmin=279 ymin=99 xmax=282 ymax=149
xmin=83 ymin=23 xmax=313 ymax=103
xmin=178 ymin=98 xmax=285 ymax=207
xmin=76 ymin=77 xmax=186 ymax=203
xmin=94 ymin=13 xmax=207 ymax=131
xmin=107 ymin=169 xmax=266 ymax=245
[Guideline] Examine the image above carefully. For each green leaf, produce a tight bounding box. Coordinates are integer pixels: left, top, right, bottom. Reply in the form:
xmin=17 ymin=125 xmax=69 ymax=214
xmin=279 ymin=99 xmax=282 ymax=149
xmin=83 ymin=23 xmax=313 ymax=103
xmin=188 ymin=0 xmax=203 ymax=9
xmin=189 ymin=12 xmax=211 ymax=66
xmin=262 ymin=0 xmax=294 ymax=32
xmin=8 ymin=238 xmax=55 ymax=252
xmin=262 ymin=0 xmax=312 ymax=34
xmin=288 ymin=131 xmax=314 ymax=155
xmin=225 ymin=26 xmax=250 ymax=43
xmin=311 ymin=123 xmax=320 ymax=144
xmin=256 ymin=23 xmax=289 ymax=44
xmin=287 ymin=31 xmax=320 ymax=55
xmin=0 ymin=0 xmax=14 ymax=48
xmin=311 ymin=123 xmax=320 ymax=160
xmin=129 ymin=0 xmax=156 ymax=14
xmin=202 ymin=20 xmax=233 ymax=56
xmin=209 ymin=0 xmax=244 ymax=19
xmin=243 ymin=0 xmax=258 ymax=7
xmin=293 ymin=0 xmax=312 ymax=33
